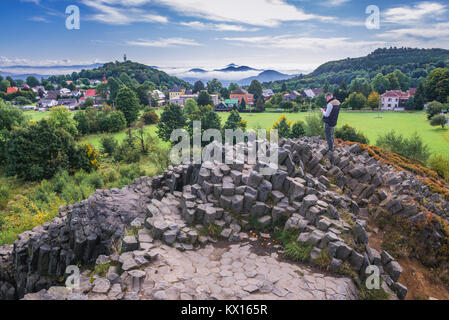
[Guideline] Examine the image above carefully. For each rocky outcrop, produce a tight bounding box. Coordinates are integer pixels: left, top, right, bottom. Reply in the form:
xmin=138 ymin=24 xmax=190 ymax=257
xmin=1 ymin=136 xmax=448 ymax=300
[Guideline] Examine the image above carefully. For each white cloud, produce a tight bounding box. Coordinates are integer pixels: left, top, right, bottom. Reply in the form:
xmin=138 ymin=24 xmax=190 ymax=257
xmin=126 ymin=38 xmax=202 ymax=47
xmin=29 ymin=16 xmax=49 ymax=23
xmin=82 ymin=0 xmax=167 ymax=25
xmin=20 ymin=0 xmax=40 ymax=4
xmin=0 ymin=56 xmax=102 ymax=67
xmin=180 ymin=21 xmax=259 ymax=32
xmin=378 ymin=22 xmax=449 ymax=40
xmin=83 ymin=0 xmax=331 ymax=27
xmin=221 ymin=35 xmax=384 ymax=50
xmin=321 ymin=0 xmax=351 ymax=6
xmin=383 ymin=2 xmax=447 ymax=24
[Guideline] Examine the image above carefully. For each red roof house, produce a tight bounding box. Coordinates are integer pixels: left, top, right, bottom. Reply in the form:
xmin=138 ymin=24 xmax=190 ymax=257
xmin=381 ymin=90 xmax=410 ymax=109
xmin=409 ymin=88 xmax=417 ymax=96
xmin=85 ymin=89 xmax=97 ymax=97
xmin=7 ymin=87 xmax=18 ymax=94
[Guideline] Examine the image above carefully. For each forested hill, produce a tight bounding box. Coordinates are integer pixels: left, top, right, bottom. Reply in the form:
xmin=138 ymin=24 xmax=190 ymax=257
xmin=74 ymin=60 xmax=191 ymax=89
xmin=265 ymin=47 xmax=449 ymax=91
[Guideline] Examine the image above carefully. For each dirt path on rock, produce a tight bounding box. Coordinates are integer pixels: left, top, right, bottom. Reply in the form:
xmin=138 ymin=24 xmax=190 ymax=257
xmin=368 ymin=226 xmax=449 ymax=300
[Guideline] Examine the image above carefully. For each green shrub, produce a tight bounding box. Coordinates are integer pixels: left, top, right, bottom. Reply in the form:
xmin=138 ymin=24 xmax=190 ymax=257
xmin=100 ymin=136 xmax=118 ymax=156
xmin=426 ymin=101 xmax=444 ymax=120
xmin=86 ymin=172 xmax=104 ymax=189
xmin=141 ymin=111 xmax=159 ymax=125
xmin=0 ymin=184 xmax=10 ymax=209
xmin=428 ymin=154 xmax=449 ymax=181
xmin=304 ymin=112 xmax=324 ymax=137
xmin=291 ymin=120 xmax=306 ymax=138
xmin=335 ymin=124 xmax=369 ymax=144
xmin=284 ymin=241 xmax=313 ymax=262
xmin=430 ymin=114 xmax=448 ymax=129
xmin=376 ymin=130 xmax=430 ymax=163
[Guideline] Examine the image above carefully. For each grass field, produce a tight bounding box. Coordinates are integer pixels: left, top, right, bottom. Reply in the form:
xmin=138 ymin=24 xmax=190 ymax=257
xmin=218 ymin=111 xmax=449 ymax=156
xmin=25 ymin=109 xmax=449 ymax=156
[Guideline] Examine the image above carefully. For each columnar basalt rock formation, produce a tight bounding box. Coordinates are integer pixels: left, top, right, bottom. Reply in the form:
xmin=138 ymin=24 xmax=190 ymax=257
xmin=1 ymin=136 xmax=448 ymax=300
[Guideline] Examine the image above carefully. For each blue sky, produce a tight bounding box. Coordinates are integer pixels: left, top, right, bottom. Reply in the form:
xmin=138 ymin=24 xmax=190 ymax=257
xmin=1 ymin=0 xmax=448 ymax=77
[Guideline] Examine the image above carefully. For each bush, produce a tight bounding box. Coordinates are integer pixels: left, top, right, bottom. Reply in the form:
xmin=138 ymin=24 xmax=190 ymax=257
xmin=428 ymin=154 xmax=449 ymax=181
xmin=291 ymin=120 xmax=306 ymax=138
xmin=284 ymin=241 xmax=313 ymax=262
xmin=103 ymin=111 xmax=127 ymax=133
xmin=0 ymin=184 xmax=10 ymax=210
xmin=100 ymin=136 xmax=118 ymax=156
xmin=426 ymin=101 xmax=444 ymax=120
xmin=304 ymin=112 xmax=324 ymax=137
xmin=141 ymin=111 xmax=159 ymax=125
xmin=430 ymin=114 xmax=448 ymax=129
xmin=335 ymin=124 xmax=369 ymax=144
xmin=376 ymin=131 xmax=430 ymax=163
xmin=272 ymin=115 xmax=291 ymax=138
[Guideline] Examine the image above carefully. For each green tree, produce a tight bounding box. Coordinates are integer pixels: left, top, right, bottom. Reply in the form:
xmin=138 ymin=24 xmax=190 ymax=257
xmin=426 ymin=101 xmax=444 ymax=120
xmin=157 ymin=104 xmax=187 ymax=142
xmin=414 ymin=82 xmax=426 ymax=110
xmin=74 ymin=110 xmax=91 ymax=135
xmin=193 ymin=81 xmax=205 ymax=93
xmin=386 ymin=73 xmax=400 ymax=90
xmin=207 ymin=78 xmax=223 ymax=94
xmin=291 ymin=121 xmax=305 ymax=138
xmin=342 ymin=92 xmax=367 ymax=110
xmin=223 ymin=110 xmax=247 ymax=131
xmin=5 ymin=120 xmax=95 ymax=180
xmin=425 ymin=68 xmax=449 ymax=103
xmin=0 ymin=80 xmax=10 ymax=93
xmin=108 ymin=77 xmax=122 ymax=102
xmin=47 ymin=106 xmax=78 ymax=136
xmin=183 ymin=98 xmax=199 ymax=116
xmin=255 ymin=97 xmax=265 ymax=112
xmin=393 ymin=69 xmax=410 ymax=91
xmin=197 ymin=91 xmax=213 ymax=107
xmin=141 ymin=110 xmax=159 ymax=125
xmin=115 ymin=86 xmax=140 ymax=126
xmin=272 ymin=115 xmax=291 ymax=138
xmin=430 ymin=114 xmax=448 ymax=129
xmin=248 ymin=80 xmax=263 ymax=99
xmin=136 ymin=84 xmax=150 ymax=106
xmin=26 ymin=76 xmax=39 ymax=88
xmin=371 ymin=73 xmax=389 ymax=94
xmin=103 ymin=111 xmax=127 ymax=132
xmin=0 ymin=99 xmax=26 ymax=130
xmin=367 ymin=92 xmax=381 ymax=110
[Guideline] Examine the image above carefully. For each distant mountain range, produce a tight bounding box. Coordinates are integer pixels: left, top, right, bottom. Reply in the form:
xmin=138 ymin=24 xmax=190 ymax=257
xmin=0 ymin=63 xmax=103 ymax=80
xmin=179 ymin=64 xmax=296 ymax=86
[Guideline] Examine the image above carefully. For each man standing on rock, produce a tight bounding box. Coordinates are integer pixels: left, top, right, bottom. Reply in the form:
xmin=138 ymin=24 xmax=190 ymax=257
xmin=321 ymin=93 xmax=341 ymax=163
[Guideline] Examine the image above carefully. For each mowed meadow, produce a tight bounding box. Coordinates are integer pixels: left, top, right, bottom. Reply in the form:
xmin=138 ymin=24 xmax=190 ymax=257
xmin=24 ymin=110 xmax=449 ymax=156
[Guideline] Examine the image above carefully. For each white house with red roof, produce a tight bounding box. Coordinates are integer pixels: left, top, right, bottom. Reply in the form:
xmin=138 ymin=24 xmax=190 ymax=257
xmin=381 ymin=90 xmax=410 ymax=111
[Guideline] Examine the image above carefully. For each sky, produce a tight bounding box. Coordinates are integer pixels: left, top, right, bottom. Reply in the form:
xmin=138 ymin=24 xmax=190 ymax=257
xmin=1 ymin=0 xmax=449 ymax=79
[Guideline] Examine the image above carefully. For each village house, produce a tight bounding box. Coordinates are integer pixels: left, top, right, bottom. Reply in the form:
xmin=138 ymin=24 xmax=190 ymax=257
xmin=215 ymin=98 xmax=239 ymax=112
xmin=283 ymin=90 xmax=301 ymax=102
xmin=59 ymin=88 xmax=72 ymax=96
xmin=230 ymin=88 xmax=254 ymax=105
xmin=312 ymin=88 xmax=324 ymax=96
xmin=262 ymin=89 xmax=274 ymax=100
xmin=169 ymin=94 xmax=198 ymax=107
xmin=37 ymin=98 xmax=58 ymax=109
xmin=150 ymin=89 xmax=166 ymax=106
xmin=6 ymin=87 xmax=18 ymax=94
xmin=302 ymin=89 xmax=316 ymax=99
xmin=45 ymin=90 xmax=60 ymax=100
xmin=381 ymin=90 xmax=410 ymax=110
xmin=168 ymin=85 xmax=186 ymax=100
xmin=57 ymin=98 xmax=78 ymax=110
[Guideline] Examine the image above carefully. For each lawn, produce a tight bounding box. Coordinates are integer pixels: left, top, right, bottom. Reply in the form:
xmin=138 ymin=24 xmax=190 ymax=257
xmin=218 ymin=111 xmax=449 ymax=156
xmin=27 ymin=109 xmax=449 ymax=156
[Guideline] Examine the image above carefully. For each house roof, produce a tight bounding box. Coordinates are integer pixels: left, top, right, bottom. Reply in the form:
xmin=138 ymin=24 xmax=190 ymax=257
xmin=303 ymin=89 xmax=315 ymax=98
xmin=85 ymin=89 xmax=96 ymax=97
xmin=381 ymin=90 xmax=409 ymax=99
xmin=409 ymin=88 xmax=417 ymax=95
xmin=312 ymin=88 xmax=323 ymax=95
xmin=230 ymin=88 xmax=248 ymax=95
xmin=7 ymin=87 xmax=18 ymax=94
xmin=168 ymin=85 xmax=185 ymax=93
